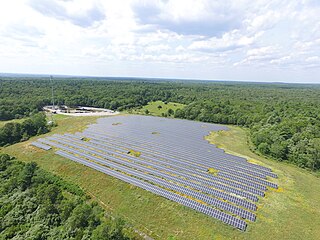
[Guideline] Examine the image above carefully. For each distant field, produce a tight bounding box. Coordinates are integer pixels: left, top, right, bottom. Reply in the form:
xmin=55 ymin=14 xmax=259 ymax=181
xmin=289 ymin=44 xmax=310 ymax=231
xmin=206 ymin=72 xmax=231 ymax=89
xmin=0 ymin=118 xmax=26 ymax=128
xmin=2 ymin=114 xmax=320 ymax=239
xmin=130 ymin=101 xmax=185 ymax=116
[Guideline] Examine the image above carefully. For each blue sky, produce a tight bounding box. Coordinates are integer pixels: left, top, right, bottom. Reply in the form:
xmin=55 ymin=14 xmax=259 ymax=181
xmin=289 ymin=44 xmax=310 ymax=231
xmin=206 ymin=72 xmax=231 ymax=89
xmin=0 ymin=0 xmax=319 ymax=83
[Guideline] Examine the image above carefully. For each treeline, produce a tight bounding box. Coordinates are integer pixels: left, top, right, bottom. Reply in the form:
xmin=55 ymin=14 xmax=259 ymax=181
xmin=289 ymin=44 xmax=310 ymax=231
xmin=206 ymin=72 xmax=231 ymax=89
xmin=0 ymin=78 xmax=178 ymax=119
xmin=251 ymin=117 xmax=320 ymax=170
xmin=0 ymin=154 xmax=137 ymax=239
xmin=1 ymin=78 xmax=320 ymax=170
xmin=0 ymin=113 xmax=49 ymax=146
xmin=174 ymin=100 xmax=320 ymax=170
xmin=0 ymin=104 xmax=38 ymax=121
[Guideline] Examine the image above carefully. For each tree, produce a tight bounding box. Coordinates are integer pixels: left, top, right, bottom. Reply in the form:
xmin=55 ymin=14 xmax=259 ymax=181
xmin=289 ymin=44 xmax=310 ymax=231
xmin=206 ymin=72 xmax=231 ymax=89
xmin=167 ymin=108 xmax=174 ymax=116
xmin=0 ymin=154 xmax=134 ymax=239
xmin=308 ymin=138 xmax=320 ymax=170
xmin=68 ymin=204 xmax=93 ymax=229
xmin=0 ymin=154 xmax=12 ymax=171
xmin=0 ymin=112 xmax=48 ymax=146
xmin=1 ymin=77 xmax=320 ymax=170
xmin=30 ymin=112 xmax=47 ymax=133
xmin=38 ymin=184 xmax=62 ymax=204
xmin=110 ymin=100 xmax=120 ymax=110
xmin=0 ymin=123 xmax=16 ymax=145
xmin=21 ymin=119 xmax=36 ymax=136
xmin=258 ymin=142 xmax=270 ymax=155
xmin=19 ymin=162 xmax=37 ymax=190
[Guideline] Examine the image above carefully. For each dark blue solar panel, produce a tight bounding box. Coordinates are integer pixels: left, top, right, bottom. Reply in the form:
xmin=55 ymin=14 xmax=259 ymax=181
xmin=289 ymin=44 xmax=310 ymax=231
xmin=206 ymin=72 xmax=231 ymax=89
xmin=55 ymin=150 xmax=247 ymax=231
xmin=35 ymin=115 xmax=279 ymax=231
xmin=31 ymin=141 xmax=51 ymax=150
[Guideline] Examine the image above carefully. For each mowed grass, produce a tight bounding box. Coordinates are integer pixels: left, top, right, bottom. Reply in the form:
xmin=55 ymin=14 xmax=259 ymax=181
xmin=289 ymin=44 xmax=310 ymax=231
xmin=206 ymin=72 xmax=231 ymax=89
xmin=206 ymin=126 xmax=320 ymax=240
xmin=1 ymin=115 xmax=320 ymax=239
xmin=130 ymin=101 xmax=185 ymax=117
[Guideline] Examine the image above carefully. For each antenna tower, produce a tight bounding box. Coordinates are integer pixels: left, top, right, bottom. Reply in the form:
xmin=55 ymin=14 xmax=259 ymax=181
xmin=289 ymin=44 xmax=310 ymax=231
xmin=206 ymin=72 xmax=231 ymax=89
xmin=50 ymin=75 xmax=55 ymax=110
xmin=50 ymin=75 xmax=55 ymax=123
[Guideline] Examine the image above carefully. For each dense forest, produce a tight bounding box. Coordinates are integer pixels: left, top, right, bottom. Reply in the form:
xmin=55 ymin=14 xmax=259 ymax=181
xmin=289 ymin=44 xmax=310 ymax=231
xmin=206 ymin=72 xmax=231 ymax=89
xmin=0 ymin=113 xmax=49 ymax=147
xmin=0 ymin=154 xmax=136 ymax=239
xmin=0 ymin=77 xmax=319 ymax=170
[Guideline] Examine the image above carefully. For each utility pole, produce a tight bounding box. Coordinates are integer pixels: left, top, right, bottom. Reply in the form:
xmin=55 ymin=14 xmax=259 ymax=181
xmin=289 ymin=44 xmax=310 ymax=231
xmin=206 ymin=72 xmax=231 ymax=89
xmin=50 ymin=75 xmax=55 ymax=110
xmin=50 ymin=75 xmax=55 ymax=123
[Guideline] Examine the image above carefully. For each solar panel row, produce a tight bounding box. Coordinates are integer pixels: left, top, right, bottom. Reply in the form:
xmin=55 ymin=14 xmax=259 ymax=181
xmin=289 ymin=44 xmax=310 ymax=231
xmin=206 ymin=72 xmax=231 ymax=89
xmin=41 ymin=137 xmax=257 ymax=211
xmin=38 ymin=136 xmax=266 ymax=205
xmin=55 ymin=145 xmax=256 ymax=221
xmin=82 ymin=135 xmax=270 ymax=194
xmin=84 ymin=132 xmax=271 ymax=181
xmin=90 ymin=123 xmax=254 ymax=166
xmin=83 ymin=128 xmax=277 ymax=180
xmin=31 ymin=141 xmax=51 ymax=150
xmin=32 ymin=115 xmax=278 ymax=231
xmin=55 ymin=150 xmax=247 ymax=231
xmin=85 ymin=129 xmax=275 ymax=177
xmin=58 ymin=134 xmax=264 ymax=199
xmin=57 ymin=135 xmax=264 ymax=201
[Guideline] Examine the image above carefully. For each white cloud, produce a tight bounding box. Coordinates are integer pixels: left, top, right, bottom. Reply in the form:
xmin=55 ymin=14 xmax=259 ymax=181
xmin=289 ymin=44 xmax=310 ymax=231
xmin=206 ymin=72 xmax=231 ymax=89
xmin=234 ymin=46 xmax=281 ymax=66
xmin=245 ymin=10 xmax=281 ymax=32
xmin=145 ymin=44 xmax=170 ymax=53
xmin=29 ymin=0 xmax=105 ymax=27
xmin=0 ymin=0 xmax=319 ymax=83
xmin=270 ymin=56 xmax=292 ymax=65
xmin=306 ymin=56 xmax=320 ymax=63
xmin=188 ymin=30 xmax=261 ymax=53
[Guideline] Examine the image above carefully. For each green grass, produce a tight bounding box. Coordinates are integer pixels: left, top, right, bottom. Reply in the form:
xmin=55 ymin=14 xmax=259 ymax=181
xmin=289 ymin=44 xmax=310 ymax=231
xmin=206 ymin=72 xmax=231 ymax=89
xmin=205 ymin=126 xmax=320 ymax=240
xmin=0 ymin=118 xmax=26 ymax=128
xmin=1 ymin=116 xmax=320 ymax=239
xmin=129 ymin=101 xmax=185 ymax=117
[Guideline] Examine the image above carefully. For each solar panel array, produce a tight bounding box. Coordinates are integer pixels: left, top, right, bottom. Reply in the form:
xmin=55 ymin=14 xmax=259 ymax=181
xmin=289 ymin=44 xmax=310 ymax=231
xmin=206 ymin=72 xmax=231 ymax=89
xmin=32 ymin=115 xmax=278 ymax=231
xmin=31 ymin=141 xmax=51 ymax=150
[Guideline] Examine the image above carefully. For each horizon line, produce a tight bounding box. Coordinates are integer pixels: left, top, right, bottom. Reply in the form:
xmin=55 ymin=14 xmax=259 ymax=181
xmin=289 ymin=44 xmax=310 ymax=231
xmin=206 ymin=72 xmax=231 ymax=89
xmin=0 ymin=71 xmax=319 ymax=85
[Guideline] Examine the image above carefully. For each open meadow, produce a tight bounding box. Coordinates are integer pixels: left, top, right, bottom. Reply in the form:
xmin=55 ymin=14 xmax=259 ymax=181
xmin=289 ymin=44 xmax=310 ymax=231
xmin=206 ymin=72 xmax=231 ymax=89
xmin=129 ymin=101 xmax=185 ymax=117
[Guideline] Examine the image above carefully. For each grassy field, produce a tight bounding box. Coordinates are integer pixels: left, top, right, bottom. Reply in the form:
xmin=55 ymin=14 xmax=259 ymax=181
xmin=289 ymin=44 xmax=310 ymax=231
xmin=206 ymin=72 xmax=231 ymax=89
xmin=129 ymin=101 xmax=185 ymax=117
xmin=0 ymin=118 xmax=26 ymax=128
xmin=1 ymin=115 xmax=320 ymax=239
xmin=206 ymin=126 xmax=320 ymax=239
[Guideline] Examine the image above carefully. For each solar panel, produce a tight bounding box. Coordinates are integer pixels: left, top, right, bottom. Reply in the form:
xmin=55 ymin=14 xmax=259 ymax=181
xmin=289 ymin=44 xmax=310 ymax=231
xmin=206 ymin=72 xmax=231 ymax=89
xmin=85 ymin=137 xmax=268 ymax=195
xmin=55 ymin=150 xmax=247 ymax=231
xmin=31 ymin=141 xmax=51 ymax=150
xmin=57 ymin=147 xmax=256 ymax=221
xmin=45 ymin=136 xmax=261 ymax=202
xmin=35 ymin=115 xmax=279 ymax=231
xmin=42 ymin=137 xmax=258 ymax=209
xmin=83 ymin=133 xmax=270 ymax=180
xmin=82 ymin=130 xmax=276 ymax=178
xmin=57 ymin=134 xmax=265 ymax=198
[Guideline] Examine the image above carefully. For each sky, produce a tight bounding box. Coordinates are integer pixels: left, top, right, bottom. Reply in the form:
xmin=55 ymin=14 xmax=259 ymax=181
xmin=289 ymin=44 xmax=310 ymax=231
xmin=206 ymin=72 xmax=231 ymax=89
xmin=0 ymin=0 xmax=319 ymax=83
